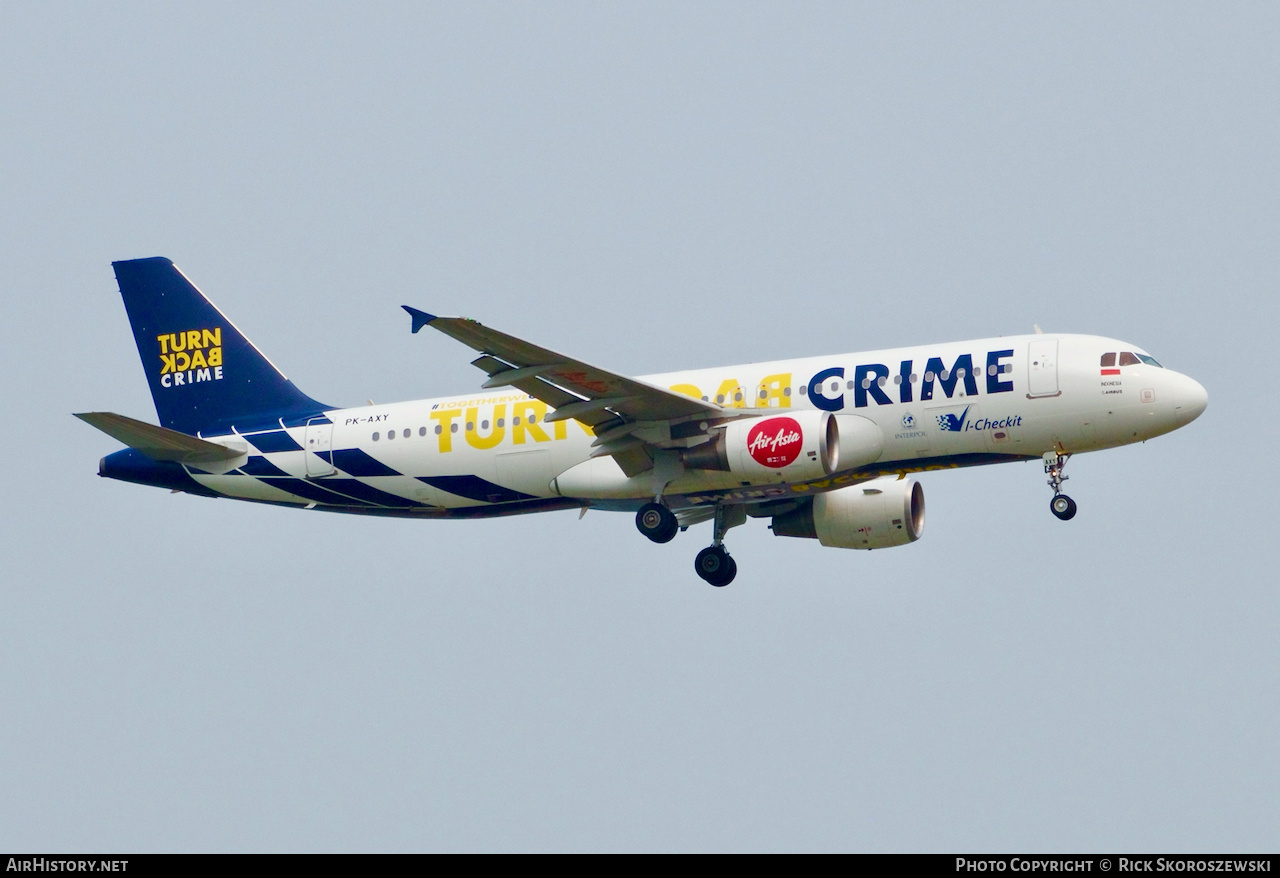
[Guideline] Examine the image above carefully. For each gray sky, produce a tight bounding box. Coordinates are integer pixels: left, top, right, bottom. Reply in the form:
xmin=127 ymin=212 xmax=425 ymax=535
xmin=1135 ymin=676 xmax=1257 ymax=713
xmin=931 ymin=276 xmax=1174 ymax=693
xmin=2 ymin=2 xmax=1275 ymax=852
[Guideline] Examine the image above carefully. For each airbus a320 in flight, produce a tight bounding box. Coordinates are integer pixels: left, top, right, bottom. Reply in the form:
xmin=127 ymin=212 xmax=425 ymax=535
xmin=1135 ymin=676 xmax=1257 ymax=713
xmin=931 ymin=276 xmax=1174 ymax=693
xmin=78 ymin=258 xmax=1207 ymax=586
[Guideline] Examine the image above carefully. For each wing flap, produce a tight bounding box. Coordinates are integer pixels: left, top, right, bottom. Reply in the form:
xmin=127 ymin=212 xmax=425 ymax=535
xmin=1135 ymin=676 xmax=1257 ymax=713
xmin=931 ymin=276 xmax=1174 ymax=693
xmin=611 ymin=445 xmax=654 ymax=479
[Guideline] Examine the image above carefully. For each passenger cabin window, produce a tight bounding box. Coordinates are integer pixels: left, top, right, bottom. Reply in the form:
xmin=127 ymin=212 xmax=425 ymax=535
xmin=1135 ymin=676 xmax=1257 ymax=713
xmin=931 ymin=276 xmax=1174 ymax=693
xmin=1119 ymin=352 xmax=1141 ymax=366
xmin=1100 ymin=352 xmax=1116 ymax=367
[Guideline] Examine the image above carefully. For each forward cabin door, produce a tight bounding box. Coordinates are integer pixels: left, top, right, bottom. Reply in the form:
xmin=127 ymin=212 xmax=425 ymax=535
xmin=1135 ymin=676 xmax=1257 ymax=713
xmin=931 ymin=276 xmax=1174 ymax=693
xmin=1027 ymin=339 xmax=1061 ymax=398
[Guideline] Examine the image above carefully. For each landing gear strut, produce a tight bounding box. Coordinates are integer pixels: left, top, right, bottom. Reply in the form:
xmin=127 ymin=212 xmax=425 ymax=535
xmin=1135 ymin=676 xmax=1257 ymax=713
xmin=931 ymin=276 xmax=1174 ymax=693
xmin=1044 ymin=451 xmax=1077 ymax=521
xmin=694 ymin=504 xmax=743 ymax=587
xmin=636 ymin=502 xmax=678 ymax=543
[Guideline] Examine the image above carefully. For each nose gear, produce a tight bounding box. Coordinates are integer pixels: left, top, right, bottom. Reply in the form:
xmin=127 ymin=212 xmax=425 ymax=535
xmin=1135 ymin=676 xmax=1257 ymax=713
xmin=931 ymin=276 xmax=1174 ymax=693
xmin=1044 ymin=451 xmax=1077 ymax=520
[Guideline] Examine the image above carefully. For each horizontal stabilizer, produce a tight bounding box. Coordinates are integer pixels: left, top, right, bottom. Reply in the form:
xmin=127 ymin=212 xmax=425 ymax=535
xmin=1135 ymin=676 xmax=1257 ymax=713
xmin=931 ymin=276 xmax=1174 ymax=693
xmin=74 ymin=412 xmax=247 ymax=466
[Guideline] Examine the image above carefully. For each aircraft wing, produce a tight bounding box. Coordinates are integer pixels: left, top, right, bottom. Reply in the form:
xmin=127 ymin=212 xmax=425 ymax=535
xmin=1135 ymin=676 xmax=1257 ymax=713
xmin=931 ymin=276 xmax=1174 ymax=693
xmin=403 ymin=307 xmax=725 ymax=476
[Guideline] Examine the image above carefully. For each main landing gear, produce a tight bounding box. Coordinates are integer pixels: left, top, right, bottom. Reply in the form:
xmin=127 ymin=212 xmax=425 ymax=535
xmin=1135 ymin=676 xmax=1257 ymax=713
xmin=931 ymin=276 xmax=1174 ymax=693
xmin=636 ymin=502 xmax=678 ymax=543
xmin=633 ymin=501 xmax=741 ymax=587
xmin=693 ymin=504 xmax=744 ymax=587
xmin=1044 ymin=451 xmax=1077 ymax=521
xmin=695 ymin=545 xmax=736 ymax=588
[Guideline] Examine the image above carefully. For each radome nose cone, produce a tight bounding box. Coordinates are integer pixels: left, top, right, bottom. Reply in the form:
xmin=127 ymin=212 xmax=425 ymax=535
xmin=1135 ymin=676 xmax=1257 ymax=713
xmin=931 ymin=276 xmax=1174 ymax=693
xmin=1177 ymin=376 xmax=1208 ymax=424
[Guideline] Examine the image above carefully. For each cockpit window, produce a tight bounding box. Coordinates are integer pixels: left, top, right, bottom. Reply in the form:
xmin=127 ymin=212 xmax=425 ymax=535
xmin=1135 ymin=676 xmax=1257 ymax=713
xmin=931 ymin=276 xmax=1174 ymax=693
xmin=1136 ymin=354 xmax=1163 ymax=367
xmin=1118 ymin=352 xmax=1141 ymax=366
xmin=1100 ymin=352 xmax=1116 ymax=367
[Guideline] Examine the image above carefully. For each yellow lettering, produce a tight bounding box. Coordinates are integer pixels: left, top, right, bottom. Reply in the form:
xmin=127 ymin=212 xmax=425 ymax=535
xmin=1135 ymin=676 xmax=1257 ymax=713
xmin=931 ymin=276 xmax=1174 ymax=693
xmin=207 ymin=347 xmax=222 ymax=367
xmin=512 ymin=400 xmax=550 ymax=445
xmin=174 ymin=351 xmax=190 ymax=371
xmin=464 ymin=405 xmax=505 ymax=450
xmin=159 ymin=353 xmax=176 ymax=374
xmin=756 ymin=373 xmax=792 ymax=409
xmin=201 ymin=328 xmax=221 ymax=348
xmin=186 ymin=330 xmax=202 ymax=351
xmin=157 ymin=334 xmax=171 ymax=355
xmin=429 ymin=409 xmax=461 ymax=452
xmin=189 ymin=349 xmax=207 ymax=369
xmin=170 ymin=332 xmax=186 ymax=353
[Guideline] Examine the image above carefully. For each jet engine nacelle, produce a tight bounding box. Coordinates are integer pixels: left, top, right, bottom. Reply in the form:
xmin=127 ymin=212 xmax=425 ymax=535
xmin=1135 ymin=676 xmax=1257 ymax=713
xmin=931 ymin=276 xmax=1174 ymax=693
xmin=771 ymin=476 xmax=925 ymax=550
xmin=684 ymin=412 xmax=885 ymax=484
xmin=723 ymin=411 xmax=834 ymax=482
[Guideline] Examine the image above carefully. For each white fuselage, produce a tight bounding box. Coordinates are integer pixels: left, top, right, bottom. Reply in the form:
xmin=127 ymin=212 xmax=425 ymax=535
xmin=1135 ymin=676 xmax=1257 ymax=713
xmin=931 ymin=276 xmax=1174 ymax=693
xmin=187 ymin=333 xmax=1207 ymax=515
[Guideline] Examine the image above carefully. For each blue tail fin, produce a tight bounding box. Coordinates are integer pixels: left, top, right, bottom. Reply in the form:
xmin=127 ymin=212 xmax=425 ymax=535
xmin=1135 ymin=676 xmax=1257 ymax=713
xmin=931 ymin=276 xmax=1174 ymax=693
xmin=113 ymin=257 xmax=330 ymax=434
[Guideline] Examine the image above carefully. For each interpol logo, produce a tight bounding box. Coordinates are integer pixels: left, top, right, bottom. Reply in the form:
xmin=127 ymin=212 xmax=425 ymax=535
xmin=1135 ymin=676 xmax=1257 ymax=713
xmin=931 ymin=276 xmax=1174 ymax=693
xmin=901 ymin=412 xmax=916 ymax=428
xmin=157 ymin=328 xmax=224 ymax=388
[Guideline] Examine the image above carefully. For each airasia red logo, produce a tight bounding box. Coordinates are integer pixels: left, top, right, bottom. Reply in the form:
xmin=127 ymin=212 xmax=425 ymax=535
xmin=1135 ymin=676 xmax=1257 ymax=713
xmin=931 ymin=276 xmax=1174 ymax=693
xmin=746 ymin=417 xmax=803 ymax=468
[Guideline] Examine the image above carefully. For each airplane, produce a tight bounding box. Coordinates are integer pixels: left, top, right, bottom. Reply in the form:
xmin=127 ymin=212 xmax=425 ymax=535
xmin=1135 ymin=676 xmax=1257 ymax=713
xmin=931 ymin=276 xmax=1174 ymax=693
xmin=77 ymin=257 xmax=1208 ymax=586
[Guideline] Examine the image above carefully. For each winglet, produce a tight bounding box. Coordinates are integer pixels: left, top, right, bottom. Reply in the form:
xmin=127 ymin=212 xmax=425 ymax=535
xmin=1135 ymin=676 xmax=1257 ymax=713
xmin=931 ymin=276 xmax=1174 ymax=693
xmin=402 ymin=306 xmax=437 ymax=334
